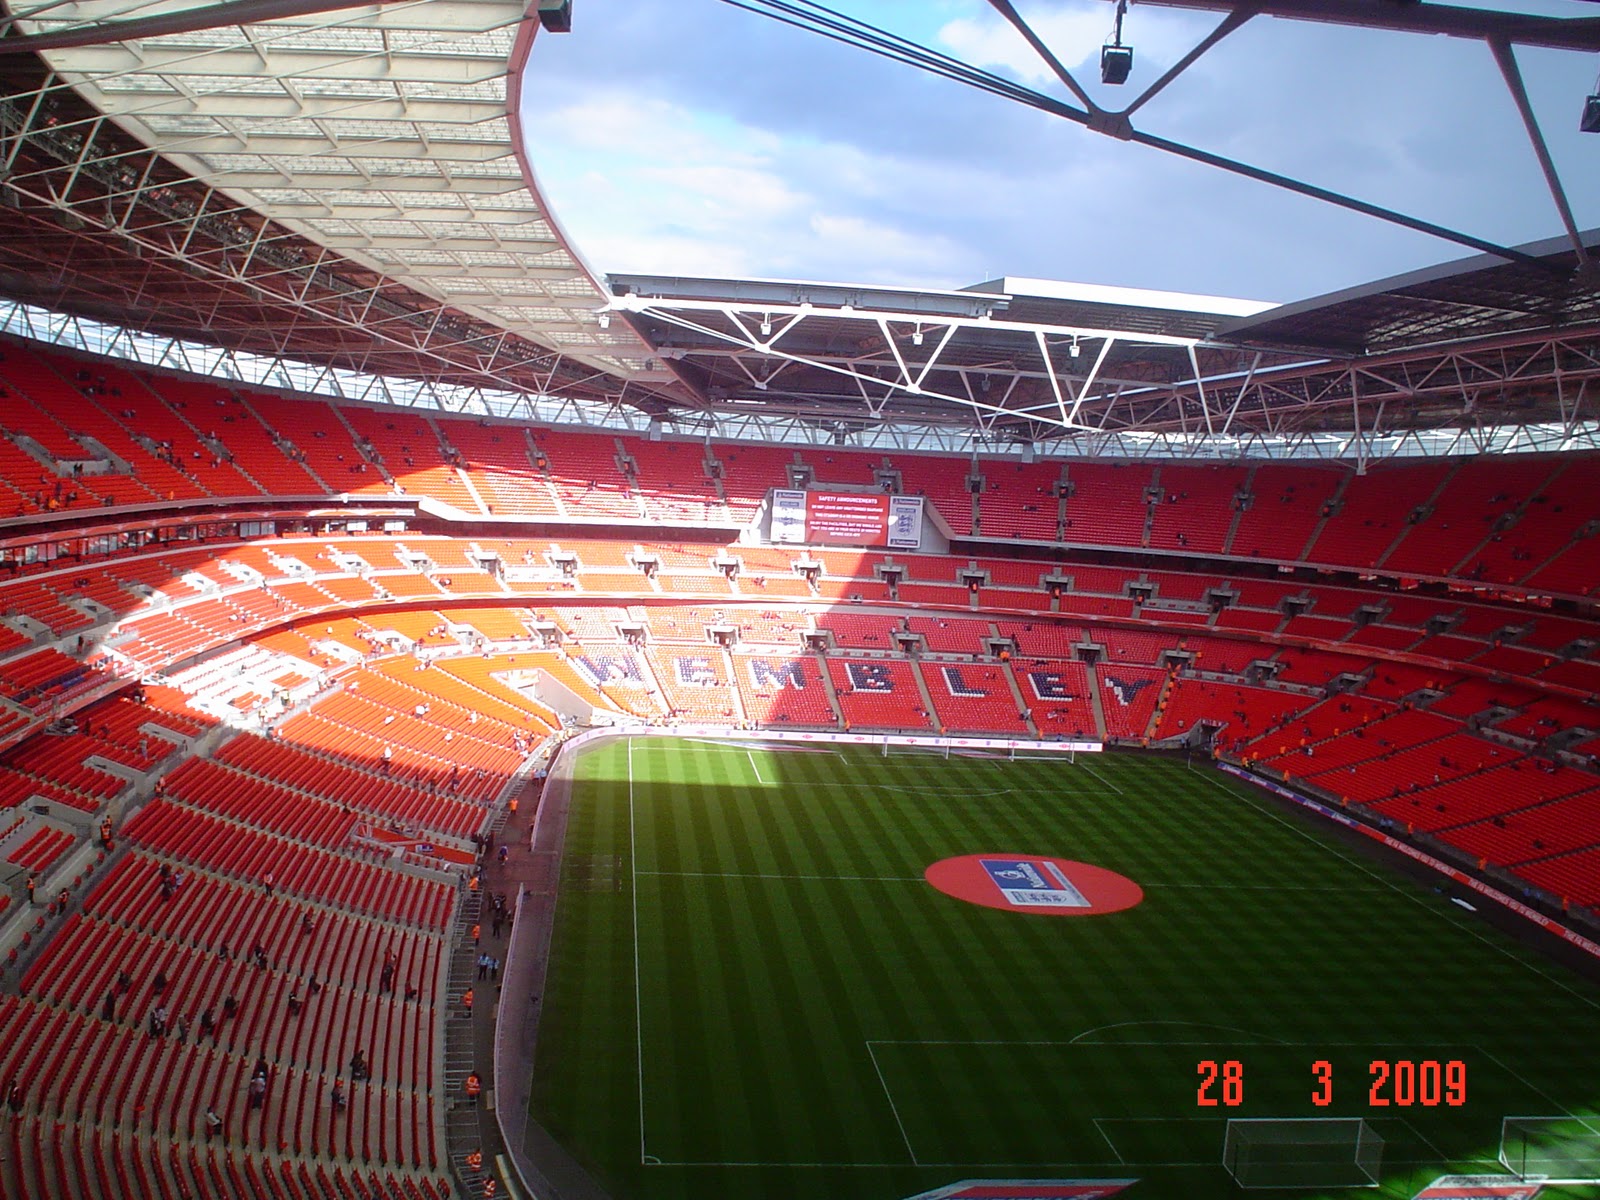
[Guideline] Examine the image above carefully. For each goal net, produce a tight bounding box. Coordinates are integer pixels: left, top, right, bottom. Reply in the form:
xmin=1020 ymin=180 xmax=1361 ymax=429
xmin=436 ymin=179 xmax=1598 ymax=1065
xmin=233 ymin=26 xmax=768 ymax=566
xmin=1500 ymin=1116 xmax=1600 ymax=1182
xmin=1223 ymin=1118 xmax=1383 ymax=1189
xmin=878 ymin=739 xmax=1075 ymax=762
xmin=881 ymin=740 xmax=955 ymax=759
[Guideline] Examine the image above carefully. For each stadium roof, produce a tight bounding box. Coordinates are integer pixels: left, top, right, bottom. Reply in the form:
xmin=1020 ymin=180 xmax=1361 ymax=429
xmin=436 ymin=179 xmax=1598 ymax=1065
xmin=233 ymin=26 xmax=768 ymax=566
xmin=0 ymin=0 xmax=680 ymax=405
xmin=0 ymin=0 xmax=1596 ymax=458
xmin=1219 ymin=229 xmax=1600 ymax=357
xmin=611 ymin=236 xmax=1600 ymax=447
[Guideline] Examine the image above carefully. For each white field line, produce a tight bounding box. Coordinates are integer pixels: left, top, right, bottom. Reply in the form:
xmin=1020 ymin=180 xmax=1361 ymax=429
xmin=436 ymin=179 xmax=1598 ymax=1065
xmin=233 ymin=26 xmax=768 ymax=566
xmin=628 ymin=737 xmax=648 ymax=1164
xmin=638 ymin=870 xmax=924 ymax=883
xmin=1194 ymin=769 xmax=1600 ymax=1015
xmin=865 ymin=1041 xmax=920 ymax=1166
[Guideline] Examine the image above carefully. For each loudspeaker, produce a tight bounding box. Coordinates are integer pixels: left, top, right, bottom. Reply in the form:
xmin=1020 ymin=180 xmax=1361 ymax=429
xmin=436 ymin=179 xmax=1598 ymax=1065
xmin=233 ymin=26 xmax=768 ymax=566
xmin=1582 ymin=95 xmax=1600 ymax=134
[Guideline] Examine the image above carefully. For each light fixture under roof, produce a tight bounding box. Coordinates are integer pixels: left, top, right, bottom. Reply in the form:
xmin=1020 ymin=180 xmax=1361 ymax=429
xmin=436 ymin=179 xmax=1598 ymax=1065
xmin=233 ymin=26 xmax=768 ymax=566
xmin=1101 ymin=0 xmax=1133 ymax=84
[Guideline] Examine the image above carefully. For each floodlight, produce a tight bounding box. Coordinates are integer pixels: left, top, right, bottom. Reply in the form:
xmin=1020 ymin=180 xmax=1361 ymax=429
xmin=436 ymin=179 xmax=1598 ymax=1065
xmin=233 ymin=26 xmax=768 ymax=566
xmin=537 ymin=0 xmax=572 ymax=33
xmin=1101 ymin=44 xmax=1133 ymax=85
xmin=1102 ymin=0 xmax=1132 ymax=85
xmin=760 ymin=318 xmax=772 ymax=337
xmin=597 ymin=311 xmax=610 ymax=329
xmin=912 ymin=326 xmax=924 ymax=346
xmin=1069 ymin=336 xmax=1081 ymax=358
xmin=1583 ymin=94 xmax=1600 ymax=133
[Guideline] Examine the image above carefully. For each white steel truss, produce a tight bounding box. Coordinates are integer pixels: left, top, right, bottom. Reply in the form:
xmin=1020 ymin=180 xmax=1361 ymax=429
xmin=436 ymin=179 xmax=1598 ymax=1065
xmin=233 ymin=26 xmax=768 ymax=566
xmin=6 ymin=0 xmax=670 ymax=387
xmin=613 ymin=290 xmax=1205 ymax=435
xmin=611 ymin=290 xmax=1600 ymax=450
xmin=12 ymin=292 xmax=1593 ymax=468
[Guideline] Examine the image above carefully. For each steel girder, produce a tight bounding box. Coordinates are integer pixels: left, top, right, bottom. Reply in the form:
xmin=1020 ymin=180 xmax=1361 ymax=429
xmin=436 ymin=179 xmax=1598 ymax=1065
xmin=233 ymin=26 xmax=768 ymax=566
xmin=608 ymin=289 xmax=1600 ymax=450
xmin=1 ymin=0 xmax=678 ymax=395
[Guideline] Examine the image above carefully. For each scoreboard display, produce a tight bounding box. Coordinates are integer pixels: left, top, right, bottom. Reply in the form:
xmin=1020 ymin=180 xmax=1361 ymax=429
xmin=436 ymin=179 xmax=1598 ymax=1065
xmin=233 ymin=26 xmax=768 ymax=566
xmin=769 ymin=488 xmax=923 ymax=548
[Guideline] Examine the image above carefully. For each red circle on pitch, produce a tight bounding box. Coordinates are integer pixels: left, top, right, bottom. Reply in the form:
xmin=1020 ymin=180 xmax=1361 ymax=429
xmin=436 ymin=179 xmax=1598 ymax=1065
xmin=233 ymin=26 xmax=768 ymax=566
xmin=925 ymin=854 xmax=1144 ymax=916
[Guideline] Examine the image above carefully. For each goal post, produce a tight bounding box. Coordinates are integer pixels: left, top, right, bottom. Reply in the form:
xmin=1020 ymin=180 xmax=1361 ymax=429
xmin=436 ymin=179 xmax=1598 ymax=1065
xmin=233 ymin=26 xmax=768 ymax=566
xmin=1223 ymin=1118 xmax=1384 ymax=1189
xmin=881 ymin=739 xmax=951 ymax=759
xmin=879 ymin=739 xmax=1078 ymax=763
xmin=1500 ymin=1116 xmax=1600 ymax=1183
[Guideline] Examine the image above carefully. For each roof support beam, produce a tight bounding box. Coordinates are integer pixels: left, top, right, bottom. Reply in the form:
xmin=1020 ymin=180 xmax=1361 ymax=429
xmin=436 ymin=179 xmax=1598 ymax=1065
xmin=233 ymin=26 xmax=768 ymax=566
xmin=1489 ymin=38 xmax=1594 ymax=276
xmin=1107 ymin=0 xmax=1600 ymax=53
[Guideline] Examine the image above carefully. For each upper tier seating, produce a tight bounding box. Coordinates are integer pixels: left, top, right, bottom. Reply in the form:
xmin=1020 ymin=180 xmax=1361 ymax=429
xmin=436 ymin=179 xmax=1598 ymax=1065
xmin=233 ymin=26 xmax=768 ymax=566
xmin=5 ymin=334 xmax=1600 ymax=597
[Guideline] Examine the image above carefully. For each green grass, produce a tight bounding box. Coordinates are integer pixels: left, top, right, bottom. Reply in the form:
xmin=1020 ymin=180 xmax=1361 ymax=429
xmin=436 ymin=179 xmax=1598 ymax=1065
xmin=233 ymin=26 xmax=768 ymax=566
xmin=530 ymin=738 xmax=1600 ymax=1199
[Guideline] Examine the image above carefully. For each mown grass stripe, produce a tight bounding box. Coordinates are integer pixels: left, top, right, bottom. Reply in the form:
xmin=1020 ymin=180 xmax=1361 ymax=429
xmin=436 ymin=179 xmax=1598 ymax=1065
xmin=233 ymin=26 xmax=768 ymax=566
xmin=533 ymin=739 xmax=1600 ymax=1200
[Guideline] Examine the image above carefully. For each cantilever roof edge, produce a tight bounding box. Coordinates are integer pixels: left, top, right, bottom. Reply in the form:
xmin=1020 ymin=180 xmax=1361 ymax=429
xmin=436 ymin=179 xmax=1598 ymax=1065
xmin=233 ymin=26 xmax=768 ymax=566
xmin=1216 ymin=226 xmax=1600 ymax=351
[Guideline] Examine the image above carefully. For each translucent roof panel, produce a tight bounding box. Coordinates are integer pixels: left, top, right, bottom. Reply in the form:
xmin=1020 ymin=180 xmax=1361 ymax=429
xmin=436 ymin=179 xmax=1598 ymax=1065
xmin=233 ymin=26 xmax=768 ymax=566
xmin=18 ymin=0 xmax=647 ymax=386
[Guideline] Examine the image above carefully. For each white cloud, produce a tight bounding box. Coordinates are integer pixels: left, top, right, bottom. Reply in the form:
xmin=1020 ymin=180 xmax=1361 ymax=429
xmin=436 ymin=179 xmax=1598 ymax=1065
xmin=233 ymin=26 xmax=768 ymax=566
xmin=536 ymin=94 xmax=778 ymax=166
xmin=635 ymin=164 xmax=805 ymax=224
xmin=522 ymin=83 xmax=995 ymax=288
xmin=516 ymin=2 xmax=1600 ymax=302
xmin=937 ymin=8 xmax=1108 ymax=83
xmin=806 ymin=213 xmax=979 ymax=284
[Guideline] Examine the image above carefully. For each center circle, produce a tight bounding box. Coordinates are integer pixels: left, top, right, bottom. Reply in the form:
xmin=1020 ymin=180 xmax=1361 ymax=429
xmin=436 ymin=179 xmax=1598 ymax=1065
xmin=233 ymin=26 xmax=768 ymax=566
xmin=925 ymin=854 xmax=1145 ymax=916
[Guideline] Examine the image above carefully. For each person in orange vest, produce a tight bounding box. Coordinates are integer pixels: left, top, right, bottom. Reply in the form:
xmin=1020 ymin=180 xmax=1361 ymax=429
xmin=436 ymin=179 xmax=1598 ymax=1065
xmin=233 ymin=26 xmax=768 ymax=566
xmin=507 ymin=795 xmax=518 ymax=815
xmin=465 ymin=1149 xmax=483 ymax=1172
xmin=464 ymin=1071 xmax=482 ymax=1106
xmin=470 ymin=922 xmax=480 ymax=946
xmin=99 ymin=816 xmax=113 ymax=850
xmin=462 ymin=987 xmax=474 ymax=1014
xmin=483 ymin=1179 xmax=496 ymax=1198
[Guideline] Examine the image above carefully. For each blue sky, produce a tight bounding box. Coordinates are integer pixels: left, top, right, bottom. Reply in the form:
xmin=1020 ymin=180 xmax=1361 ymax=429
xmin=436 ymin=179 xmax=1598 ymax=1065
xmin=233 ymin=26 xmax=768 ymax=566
xmin=518 ymin=0 xmax=1600 ymax=305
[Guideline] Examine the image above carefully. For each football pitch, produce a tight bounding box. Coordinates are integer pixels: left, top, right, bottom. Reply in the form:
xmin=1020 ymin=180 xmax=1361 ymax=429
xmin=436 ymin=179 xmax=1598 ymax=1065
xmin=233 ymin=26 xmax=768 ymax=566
xmin=529 ymin=737 xmax=1600 ymax=1200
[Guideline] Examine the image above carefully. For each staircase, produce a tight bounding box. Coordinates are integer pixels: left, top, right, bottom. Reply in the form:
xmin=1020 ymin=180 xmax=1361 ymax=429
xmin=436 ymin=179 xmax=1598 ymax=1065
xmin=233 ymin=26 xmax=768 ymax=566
xmin=813 ymin=653 xmax=846 ymax=729
xmin=1375 ymin=460 xmax=1462 ymax=569
xmin=426 ymin=416 xmax=489 ymax=516
xmin=235 ymin=392 xmax=337 ymax=493
xmin=1219 ymin=465 xmax=1256 ymax=556
xmin=442 ymin=883 xmax=486 ymax=1193
xmin=1082 ymin=662 xmax=1109 ymax=742
xmin=999 ymin=660 xmax=1040 ymax=737
xmin=907 ymin=659 xmax=941 ymax=731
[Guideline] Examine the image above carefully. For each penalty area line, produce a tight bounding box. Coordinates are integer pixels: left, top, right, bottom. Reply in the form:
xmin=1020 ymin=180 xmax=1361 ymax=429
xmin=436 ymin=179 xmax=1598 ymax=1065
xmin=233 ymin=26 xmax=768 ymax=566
xmin=865 ymin=1041 xmax=920 ymax=1166
xmin=637 ymin=869 xmax=925 ymax=884
xmin=1077 ymin=760 xmax=1124 ymax=795
xmin=1091 ymin=1118 xmax=1126 ymax=1165
xmin=1140 ymin=881 xmax=1389 ymax=893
